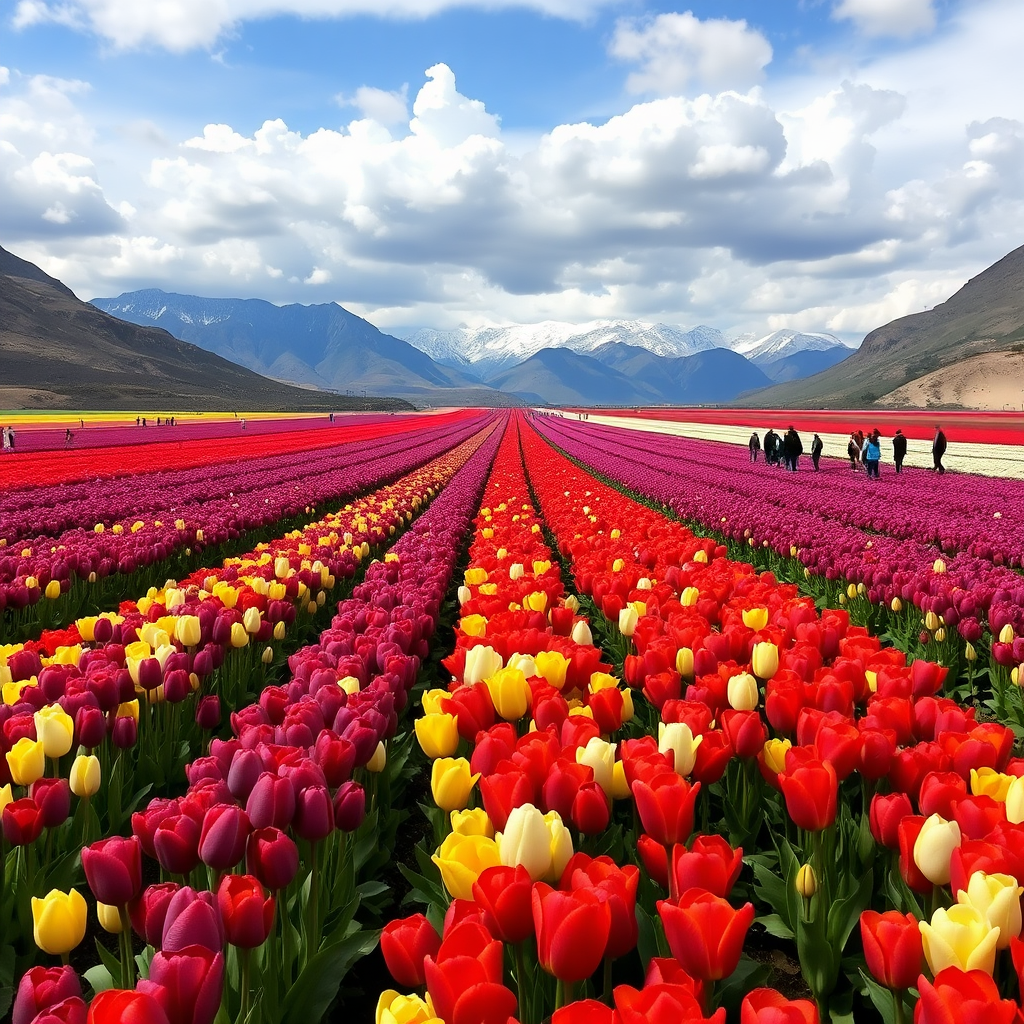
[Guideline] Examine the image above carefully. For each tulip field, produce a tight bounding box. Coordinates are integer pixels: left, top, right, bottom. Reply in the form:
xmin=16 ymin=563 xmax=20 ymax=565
xmin=4 ymin=409 xmax=1024 ymax=1024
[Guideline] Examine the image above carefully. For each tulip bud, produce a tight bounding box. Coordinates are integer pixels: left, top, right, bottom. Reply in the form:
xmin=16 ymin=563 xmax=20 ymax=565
xmin=457 ymin=586 xmax=472 ymax=605
xmin=675 ymin=648 xmax=694 ymax=678
xmin=7 ymin=737 xmax=45 ymax=786
xmin=681 ymin=587 xmax=699 ymax=607
xmin=97 ymin=902 xmax=124 ymax=934
xmin=727 ymin=672 xmax=759 ymax=712
xmin=69 ymin=754 xmax=101 ymax=798
xmin=564 ymin=595 xmax=580 ymax=614
xmin=891 ymin=597 xmax=903 ymax=613
xmin=925 ymin=611 xmax=940 ymax=632
xmin=261 ymin=647 xmax=274 ymax=665
xmin=243 ymin=607 xmax=262 ymax=634
xmin=1000 ymin=624 xmax=1015 ymax=644
xmin=44 ymin=580 xmax=61 ymax=600
xmin=571 ymin=621 xmax=593 ymax=646
xmin=35 ymin=705 xmax=75 ymax=759
xmin=367 ymin=741 xmax=387 ymax=773
xmin=618 ymin=606 xmax=639 ymax=637
xmin=933 ymin=559 xmax=946 ymax=574
xmin=965 ymin=642 xmax=977 ymax=662
xmin=914 ymin=813 xmax=961 ymax=886
xmin=273 ymin=621 xmax=286 ymax=641
xmin=934 ymin=627 xmax=946 ymax=642
xmin=658 ymin=721 xmax=702 ymax=776
xmin=751 ymin=642 xmax=779 ymax=680
xmin=796 ymin=863 xmax=817 ymax=899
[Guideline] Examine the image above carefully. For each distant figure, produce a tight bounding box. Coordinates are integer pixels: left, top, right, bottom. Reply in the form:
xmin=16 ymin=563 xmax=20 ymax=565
xmin=241 ymin=418 xmax=247 ymax=430
xmin=782 ymin=426 xmax=803 ymax=471
xmin=170 ymin=417 xmax=176 ymax=426
xmin=157 ymin=416 xmax=161 ymax=426
xmin=864 ymin=430 xmax=882 ymax=479
xmin=6 ymin=426 xmax=15 ymax=450
xmin=847 ymin=431 xmax=862 ymax=471
xmin=893 ymin=429 xmax=907 ymax=473
xmin=79 ymin=418 xmax=84 ymax=428
xmin=764 ymin=428 xmax=780 ymax=466
xmin=932 ymin=425 xmax=947 ymax=474
xmin=811 ymin=433 xmax=823 ymax=471
xmin=64 ymin=428 xmax=74 ymax=447
xmin=748 ymin=431 xmax=761 ymax=462
xmin=142 ymin=417 xmax=147 ymax=427
xmin=1 ymin=426 xmax=8 ymax=452
xmin=136 ymin=416 xmax=140 ymax=426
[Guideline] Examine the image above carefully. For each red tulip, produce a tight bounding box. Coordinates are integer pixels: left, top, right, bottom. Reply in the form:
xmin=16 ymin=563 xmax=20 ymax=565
xmin=740 ymin=988 xmax=818 ymax=1024
xmin=571 ymin=781 xmax=611 ymax=835
xmin=292 ymin=784 xmax=334 ymax=842
xmin=27 ymin=995 xmax=88 ymax=1024
xmin=671 ymin=835 xmax=743 ymax=899
xmin=333 ymin=781 xmax=366 ymax=832
xmin=637 ymin=835 xmax=669 ymax=890
xmin=552 ymin=1000 xmax=614 ymax=1024
xmin=614 ymin=982 xmax=724 ymax=1024
xmin=869 ymin=792 xmax=912 ymax=850
xmin=381 ymin=913 xmax=442 ymax=987
xmin=81 ymin=836 xmax=143 ymax=907
xmin=85 ymin=989 xmax=170 ymax=1024
xmin=2 ymin=798 xmax=44 ymax=846
xmin=632 ymin=775 xmax=700 ymax=847
xmin=153 ymin=813 xmax=202 ymax=876
xmin=896 ymin=816 xmax=932 ymax=894
xmin=198 ymin=804 xmax=251 ymax=871
xmin=562 ymin=855 xmax=640 ymax=960
xmin=128 ymin=882 xmax=181 ymax=947
xmin=533 ymin=882 xmax=612 ymax=982
xmin=657 ymin=888 xmax=755 ymax=981
xmin=472 ymin=865 xmax=535 ymax=945
xmin=914 ymin=967 xmax=1019 ymax=1024
xmin=160 ymin=887 xmax=224 ymax=953
xmin=217 ymin=874 xmax=275 ymax=948
xmin=720 ymin=710 xmax=767 ymax=761
xmin=245 ymin=827 xmax=299 ymax=891
xmin=779 ymin=758 xmax=837 ymax=832
xmin=30 ymin=778 xmax=71 ymax=829
xmin=859 ymin=911 xmax=923 ymax=991
xmin=13 ymin=966 xmax=81 ymax=1024
xmin=424 ymin=921 xmax=512 ymax=1024
xmin=691 ymin=732 xmax=733 ymax=786
xmin=244 ymin=773 xmax=295 ymax=830
xmin=141 ymin=945 xmax=224 ymax=1024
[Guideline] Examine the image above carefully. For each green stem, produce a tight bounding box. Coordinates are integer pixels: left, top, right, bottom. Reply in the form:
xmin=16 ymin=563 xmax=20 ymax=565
xmin=893 ymin=989 xmax=907 ymax=1024
xmin=602 ymin=957 xmax=613 ymax=1004
xmin=238 ymin=947 xmax=251 ymax=1024
xmin=514 ymin=942 xmax=530 ymax=1024
xmin=118 ymin=905 xmax=135 ymax=988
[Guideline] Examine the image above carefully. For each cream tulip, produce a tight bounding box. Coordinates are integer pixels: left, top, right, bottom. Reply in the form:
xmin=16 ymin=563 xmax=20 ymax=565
xmin=576 ymin=736 xmax=616 ymax=795
xmin=727 ymin=672 xmax=759 ymax=712
xmin=920 ymin=904 xmax=999 ymax=975
xmin=957 ymin=871 xmax=1023 ymax=949
xmin=913 ymin=813 xmax=961 ymax=886
xmin=658 ymin=721 xmax=702 ymax=776
xmin=464 ymin=645 xmax=503 ymax=686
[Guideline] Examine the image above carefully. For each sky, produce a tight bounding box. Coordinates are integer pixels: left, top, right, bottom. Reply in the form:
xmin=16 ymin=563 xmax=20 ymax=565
xmin=2 ymin=0 xmax=1023 ymax=343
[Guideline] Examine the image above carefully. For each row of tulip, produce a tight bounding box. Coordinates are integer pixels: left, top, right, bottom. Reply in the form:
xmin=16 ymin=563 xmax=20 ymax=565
xmin=531 ymin=417 xmax=1024 ymax=701
xmin=13 ymin=415 xmax=503 ymax=1024
xmin=0 ymin=412 xmax=488 ymax=641
xmin=0 ymin=421 xmax=501 ymax=1016
xmin=375 ymin=412 xmax=1024 ymax=1024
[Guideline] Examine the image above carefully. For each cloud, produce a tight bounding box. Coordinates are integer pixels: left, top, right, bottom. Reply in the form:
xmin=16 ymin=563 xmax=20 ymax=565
xmin=337 ymin=84 xmax=409 ymax=126
xmin=833 ymin=0 xmax=937 ymax=38
xmin=10 ymin=0 xmax=616 ymax=51
xmin=610 ymin=12 xmax=773 ymax=96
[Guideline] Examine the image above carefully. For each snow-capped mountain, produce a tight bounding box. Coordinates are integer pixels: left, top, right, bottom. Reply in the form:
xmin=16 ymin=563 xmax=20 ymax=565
xmin=730 ymin=329 xmax=852 ymax=366
xmin=403 ymin=320 xmax=725 ymax=375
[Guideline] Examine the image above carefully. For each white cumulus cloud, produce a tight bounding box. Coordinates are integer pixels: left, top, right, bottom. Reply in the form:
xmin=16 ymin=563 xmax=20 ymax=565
xmin=610 ymin=12 xmax=773 ymax=96
xmin=833 ymin=0 xmax=937 ymax=38
xmin=337 ymin=84 xmax=409 ymax=126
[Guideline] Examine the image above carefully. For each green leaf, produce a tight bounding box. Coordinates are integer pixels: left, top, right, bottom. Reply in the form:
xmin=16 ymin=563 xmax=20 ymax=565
xmin=858 ymin=969 xmax=898 ymax=1024
xmin=281 ymin=926 xmax=380 ymax=1024
xmin=84 ymin=964 xmax=115 ymax=996
xmin=93 ymin=938 xmax=124 ymax=988
xmin=755 ymin=913 xmax=795 ymax=940
xmin=716 ymin=955 xmax=770 ymax=1014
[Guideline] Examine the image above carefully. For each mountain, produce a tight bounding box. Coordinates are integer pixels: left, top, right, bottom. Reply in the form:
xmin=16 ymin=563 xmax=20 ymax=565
xmin=758 ymin=347 xmax=853 ymax=383
xmin=732 ymin=329 xmax=851 ymax=365
xmin=485 ymin=344 xmax=770 ymax=406
xmin=404 ymin=320 xmax=724 ymax=376
xmin=91 ymin=289 xmax=512 ymax=404
xmin=0 ymin=245 xmax=411 ymax=412
xmin=742 ymin=244 xmax=1024 ymax=408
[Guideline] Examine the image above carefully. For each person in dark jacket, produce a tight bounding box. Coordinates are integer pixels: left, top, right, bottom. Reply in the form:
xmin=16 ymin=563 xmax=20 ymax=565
xmin=749 ymin=431 xmax=761 ymax=462
xmin=782 ymin=426 xmax=803 ymax=471
xmin=764 ymin=429 xmax=779 ymax=466
xmin=893 ymin=429 xmax=907 ymax=473
xmin=932 ymin=425 xmax=947 ymax=474
xmin=811 ymin=433 xmax=823 ymax=471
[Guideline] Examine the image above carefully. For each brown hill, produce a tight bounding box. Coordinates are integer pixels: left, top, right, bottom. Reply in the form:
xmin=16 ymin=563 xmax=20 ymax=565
xmin=741 ymin=243 xmax=1024 ymax=408
xmin=0 ymin=244 xmax=412 ymax=412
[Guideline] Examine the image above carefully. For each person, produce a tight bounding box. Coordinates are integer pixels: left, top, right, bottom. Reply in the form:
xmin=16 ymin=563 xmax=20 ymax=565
xmin=893 ymin=429 xmax=907 ymax=473
xmin=783 ymin=425 xmax=803 ymax=471
xmin=6 ymin=425 xmax=14 ymax=450
xmin=64 ymin=428 xmax=74 ymax=447
xmin=932 ymin=425 xmax=947 ymax=474
xmin=764 ymin=428 xmax=779 ymax=466
xmin=1 ymin=425 xmax=8 ymax=452
xmin=864 ymin=430 xmax=881 ymax=478
xmin=142 ymin=417 xmax=147 ymax=427
xmin=811 ymin=433 xmax=823 ymax=471
xmin=847 ymin=431 xmax=861 ymax=471
xmin=749 ymin=431 xmax=761 ymax=462
xmin=241 ymin=418 xmax=246 ymax=430
xmin=136 ymin=416 xmax=140 ymax=426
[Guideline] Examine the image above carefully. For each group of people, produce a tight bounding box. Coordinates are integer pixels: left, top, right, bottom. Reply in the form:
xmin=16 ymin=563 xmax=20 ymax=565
xmin=136 ymin=416 xmax=178 ymax=426
xmin=749 ymin=424 xmax=949 ymax=476
xmin=1 ymin=425 xmax=15 ymax=451
xmin=750 ymin=427 xmax=824 ymax=471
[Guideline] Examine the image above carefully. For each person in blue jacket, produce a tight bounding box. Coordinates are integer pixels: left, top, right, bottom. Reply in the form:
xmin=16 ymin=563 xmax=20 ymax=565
xmin=864 ymin=429 xmax=882 ymax=479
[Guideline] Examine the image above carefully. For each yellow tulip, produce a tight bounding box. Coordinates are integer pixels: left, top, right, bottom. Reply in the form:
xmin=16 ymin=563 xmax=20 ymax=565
xmin=611 ymin=760 xmax=631 ymax=800
xmin=532 ymin=560 xmax=551 ymax=576
xmin=658 ymin=721 xmax=702 ymax=776
xmin=958 ymin=871 xmax=1023 ymax=948
xmin=44 ymin=580 xmax=61 ymax=600
xmin=421 ymin=688 xmax=449 ymax=716
xmin=920 ymin=904 xmax=999 ymax=975
xmin=431 ymin=832 xmax=501 ymax=900
xmin=523 ymin=592 xmax=548 ymax=614
xmin=796 ymin=864 xmax=817 ymax=899
xmin=681 ymin=587 xmax=700 ymax=607
xmin=727 ymin=672 xmax=759 ymax=712
xmin=431 ymin=757 xmax=480 ymax=812
xmin=762 ymin=738 xmax=792 ymax=776
xmin=97 ymin=902 xmax=124 ymax=934
xmin=450 ymin=807 xmax=493 ymax=838
xmin=890 ymin=597 xmax=903 ymax=613
xmin=7 ymin=736 xmax=45 ymax=786
xmin=576 ymin=736 xmax=616 ymax=795
xmin=618 ymin=606 xmax=639 ymax=637
xmin=971 ymin=768 xmax=1013 ymax=803
xmin=484 ymin=667 xmax=530 ymax=722
xmin=742 ymin=607 xmax=769 ymax=631
xmin=460 ymin=615 xmax=488 ymax=639
xmin=620 ymin=688 xmax=635 ymax=723
xmin=415 ymin=714 xmax=460 ymax=759
xmin=34 ymin=705 xmax=74 ymax=759
xmin=535 ymin=650 xmax=569 ymax=690
xmin=367 ymin=741 xmax=387 ymax=773
xmin=0 ymin=783 xmax=12 ymax=815
xmin=69 ymin=754 xmax=101 ymax=797
xmin=174 ymin=615 xmax=202 ymax=647
xmin=32 ymin=889 xmax=87 ymax=955
xmin=243 ymin=607 xmax=262 ymax=635
xmin=914 ymin=814 xmax=961 ymax=886
xmin=999 ymin=624 xmax=1015 ymax=644
xmin=229 ymin=622 xmax=249 ymax=648
xmin=274 ymin=556 xmax=291 ymax=579
xmin=76 ymin=616 xmax=100 ymax=642
xmin=588 ymin=672 xmax=618 ymax=694
xmin=375 ymin=989 xmax=440 ymax=1024
xmin=464 ymin=567 xmax=488 ymax=586
xmin=751 ymin=642 xmax=779 ymax=680
xmin=1005 ymin=776 xmax=1024 ymax=824
xmin=116 ymin=700 xmax=139 ymax=722
xmin=675 ymin=648 xmax=694 ymax=678
xmin=924 ymin=611 xmax=940 ymax=632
